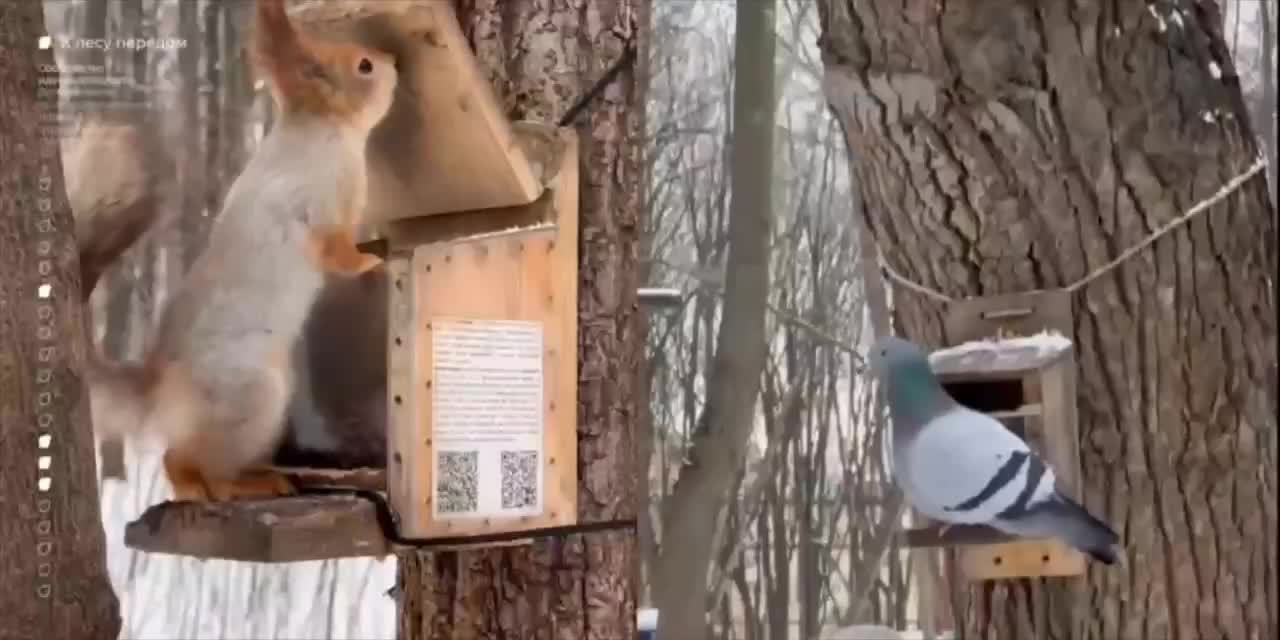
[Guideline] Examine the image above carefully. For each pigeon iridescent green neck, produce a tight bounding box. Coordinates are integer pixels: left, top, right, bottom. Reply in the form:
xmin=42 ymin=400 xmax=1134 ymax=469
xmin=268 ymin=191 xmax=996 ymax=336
xmin=884 ymin=357 xmax=954 ymax=437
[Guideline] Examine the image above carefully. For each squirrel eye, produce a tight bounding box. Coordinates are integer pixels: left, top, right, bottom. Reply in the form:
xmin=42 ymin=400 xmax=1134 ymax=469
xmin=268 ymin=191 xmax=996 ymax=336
xmin=358 ymin=58 xmax=373 ymax=74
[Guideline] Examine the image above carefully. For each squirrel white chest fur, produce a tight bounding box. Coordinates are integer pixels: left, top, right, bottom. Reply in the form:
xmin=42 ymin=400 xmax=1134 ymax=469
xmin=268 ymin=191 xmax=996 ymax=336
xmin=167 ymin=122 xmax=371 ymax=360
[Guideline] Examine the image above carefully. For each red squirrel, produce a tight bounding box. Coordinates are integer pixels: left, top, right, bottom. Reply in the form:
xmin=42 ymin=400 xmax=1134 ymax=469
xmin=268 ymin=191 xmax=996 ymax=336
xmin=87 ymin=0 xmax=397 ymax=501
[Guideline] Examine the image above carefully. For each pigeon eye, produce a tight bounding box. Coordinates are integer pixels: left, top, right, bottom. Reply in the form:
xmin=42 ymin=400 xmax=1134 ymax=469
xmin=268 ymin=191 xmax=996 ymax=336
xmin=358 ymin=58 xmax=373 ymax=74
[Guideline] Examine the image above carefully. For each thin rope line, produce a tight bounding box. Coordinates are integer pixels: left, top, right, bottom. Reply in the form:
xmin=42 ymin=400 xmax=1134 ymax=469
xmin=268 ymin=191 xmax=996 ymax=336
xmin=1064 ymin=156 xmax=1267 ymax=292
xmin=877 ymin=256 xmax=954 ymax=304
xmin=652 ymin=258 xmax=867 ymax=365
xmin=879 ymin=157 xmax=1269 ymax=303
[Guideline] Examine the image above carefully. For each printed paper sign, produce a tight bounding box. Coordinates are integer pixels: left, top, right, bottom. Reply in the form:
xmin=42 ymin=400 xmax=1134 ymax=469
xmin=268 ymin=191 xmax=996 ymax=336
xmin=430 ymin=318 xmax=544 ymax=519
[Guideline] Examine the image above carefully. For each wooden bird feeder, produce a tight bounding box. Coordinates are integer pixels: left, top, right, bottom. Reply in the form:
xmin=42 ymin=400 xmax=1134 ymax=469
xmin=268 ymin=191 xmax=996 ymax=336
xmin=124 ymin=0 xmax=579 ymax=561
xmin=900 ymin=290 xmax=1088 ymax=581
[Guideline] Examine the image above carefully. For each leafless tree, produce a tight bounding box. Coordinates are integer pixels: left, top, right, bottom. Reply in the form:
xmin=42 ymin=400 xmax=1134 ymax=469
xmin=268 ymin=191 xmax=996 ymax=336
xmin=644 ymin=2 xmax=915 ymax=638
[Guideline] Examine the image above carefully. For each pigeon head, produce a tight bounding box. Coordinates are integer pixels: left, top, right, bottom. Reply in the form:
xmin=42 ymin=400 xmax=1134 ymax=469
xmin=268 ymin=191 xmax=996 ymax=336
xmin=867 ymin=335 xmax=954 ymax=426
xmin=866 ymin=335 xmax=931 ymax=378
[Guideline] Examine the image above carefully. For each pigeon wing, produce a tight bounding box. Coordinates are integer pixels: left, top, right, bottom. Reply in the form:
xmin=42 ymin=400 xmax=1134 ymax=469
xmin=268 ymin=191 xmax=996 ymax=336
xmin=900 ymin=406 xmax=1057 ymax=525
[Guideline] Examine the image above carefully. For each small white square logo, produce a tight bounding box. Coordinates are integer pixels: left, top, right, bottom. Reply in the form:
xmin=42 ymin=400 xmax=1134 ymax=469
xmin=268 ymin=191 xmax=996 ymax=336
xmin=37 ymin=35 xmax=52 ymax=50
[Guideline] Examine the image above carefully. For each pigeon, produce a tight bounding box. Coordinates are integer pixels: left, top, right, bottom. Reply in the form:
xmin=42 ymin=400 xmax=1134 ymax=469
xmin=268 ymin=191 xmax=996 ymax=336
xmin=867 ymin=335 xmax=1121 ymax=565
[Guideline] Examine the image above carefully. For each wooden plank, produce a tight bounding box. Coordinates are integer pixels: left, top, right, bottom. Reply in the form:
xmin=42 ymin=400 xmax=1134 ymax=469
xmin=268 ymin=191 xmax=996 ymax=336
xmin=123 ymin=495 xmax=388 ymax=562
xmin=407 ymin=228 xmax=575 ymax=538
xmin=985 ymin=403 xmax=1043 ymax=420
xmin=930 ymin=340 xmax=1071 ymax=381
xmin=287 ymin=0 xmax=541 ymax=221
xmin=356 ymin=122 xmax=566 ymax=247
xmin=958 ymin=539 xmax=1086 ymax=581
xmin=376 ymin=190 xmax=554 ymax=251
xmin=1040 ymin=359 xmax=1082 ymax=495
xmin=385 ymin=250 xmax=421 ymax=539
xmin=546 ymin=128 xmax=580 ymax=527
xmin=270 ymin=466 xmax=386 ymax=492
xmin=388 ymin=127 xmax=579 ymax=540
xmin=901 ymin=524 xmax=1018 ymax=548
xmin=937 ymin=289 xmax=1074 ymax=381
xmin=943 ymin=289 xmax=1074 ymax=344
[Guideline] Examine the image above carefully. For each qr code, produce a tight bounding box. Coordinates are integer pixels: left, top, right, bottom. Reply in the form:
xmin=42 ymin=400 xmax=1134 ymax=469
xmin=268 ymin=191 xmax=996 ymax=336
xmin=436 ymin=451 xmax=478 ymax=514
xmin=500 ymin=450 xmax=538 ymax=510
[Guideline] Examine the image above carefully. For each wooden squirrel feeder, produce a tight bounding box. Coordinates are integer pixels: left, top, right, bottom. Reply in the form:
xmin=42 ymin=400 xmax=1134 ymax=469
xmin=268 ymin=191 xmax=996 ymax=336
xmin=125 ymin=0 xmax=579 ymax=562
xmin=899 ymin=290 xmax=1088 ymax=581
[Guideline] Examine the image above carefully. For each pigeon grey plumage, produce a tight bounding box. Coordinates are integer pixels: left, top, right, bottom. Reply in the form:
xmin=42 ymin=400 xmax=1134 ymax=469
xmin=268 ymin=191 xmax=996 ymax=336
xmin=867 ymin=335 xmax=1120 ymax=565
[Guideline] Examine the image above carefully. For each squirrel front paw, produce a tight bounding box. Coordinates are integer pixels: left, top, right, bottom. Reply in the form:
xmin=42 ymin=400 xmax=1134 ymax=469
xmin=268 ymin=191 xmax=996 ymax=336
xmin=308 ymin=226 xmax=384 ymax=277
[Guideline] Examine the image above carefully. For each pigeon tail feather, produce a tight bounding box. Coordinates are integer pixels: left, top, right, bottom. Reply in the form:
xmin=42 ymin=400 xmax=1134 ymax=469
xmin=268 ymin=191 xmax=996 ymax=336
xmin=997 ymin=491 xmax=1120 ymax=565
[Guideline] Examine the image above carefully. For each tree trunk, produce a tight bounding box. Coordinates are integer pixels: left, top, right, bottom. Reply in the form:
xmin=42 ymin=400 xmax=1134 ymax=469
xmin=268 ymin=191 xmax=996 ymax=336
xmin=0 ymin=3 xmax=121 ymax=639
xmin=652 ymin=2 xmax=777 ymax=637
xmin=395 ymin=1 xmax=648 ymax=638
xmin=817 ymin=1 xmax=1277 ymax=639
xmin=1260 ymin=0 xmax=1276 ymax=207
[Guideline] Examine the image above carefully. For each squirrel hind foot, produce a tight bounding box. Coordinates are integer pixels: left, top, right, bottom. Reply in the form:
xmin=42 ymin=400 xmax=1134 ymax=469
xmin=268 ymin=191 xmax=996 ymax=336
xmin=164 ymin=450 xmax=296 ymax=502
xmin=164 ymin=451 xmax=215 ymax=502
xmin=204 ymin=470 xmax=297 ymax=501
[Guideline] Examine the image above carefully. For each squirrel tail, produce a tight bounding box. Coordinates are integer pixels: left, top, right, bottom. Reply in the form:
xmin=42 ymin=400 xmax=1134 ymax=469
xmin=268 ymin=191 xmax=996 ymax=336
xmin=82 ymin=315 xmax=157 ymax=440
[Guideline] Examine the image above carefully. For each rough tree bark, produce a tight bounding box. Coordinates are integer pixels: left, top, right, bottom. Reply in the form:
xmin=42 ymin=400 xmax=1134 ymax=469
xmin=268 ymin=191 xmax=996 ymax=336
xmin=1260 ymin=0 xmax=1276 ymax=207
xmin=817 ymin=1 xmax=1277 ymax=639
xmin=394 ymin=1 xmax=649 ymax=638
xmin=651 ymin=2 xmax=776 ymax=638
xmin=0 ymin=3 xmax=122 ymax=639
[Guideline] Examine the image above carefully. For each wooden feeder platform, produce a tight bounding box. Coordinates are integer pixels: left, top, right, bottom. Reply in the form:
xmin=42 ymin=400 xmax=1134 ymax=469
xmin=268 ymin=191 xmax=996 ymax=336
xmin=124 ymin=467 xmax=389 ymax=562
xmin=124 ymin=494 xmax=388 ymax=563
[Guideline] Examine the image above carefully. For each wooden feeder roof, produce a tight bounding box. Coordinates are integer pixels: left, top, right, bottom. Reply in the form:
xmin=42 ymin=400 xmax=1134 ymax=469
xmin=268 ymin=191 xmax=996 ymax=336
xmin=929 ymin=331 xmax=1073 ymax=382
xmin=287 ymin=0 xmax=542 ymax=221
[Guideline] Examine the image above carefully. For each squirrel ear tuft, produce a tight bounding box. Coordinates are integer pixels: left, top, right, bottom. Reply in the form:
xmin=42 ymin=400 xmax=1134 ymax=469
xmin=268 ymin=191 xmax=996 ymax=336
xmin=250 ymin=0 xmax=323 ymax=108
xmin=251 ymin=0 xmax=306 ymax=75
xmin=253 ymin=0 xmax=295 ymax=50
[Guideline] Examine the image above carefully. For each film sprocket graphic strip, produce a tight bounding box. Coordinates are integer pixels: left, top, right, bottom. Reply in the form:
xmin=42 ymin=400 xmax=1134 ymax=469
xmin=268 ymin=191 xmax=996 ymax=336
xmin=31 ymin=94 xmax=63 ymax=599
